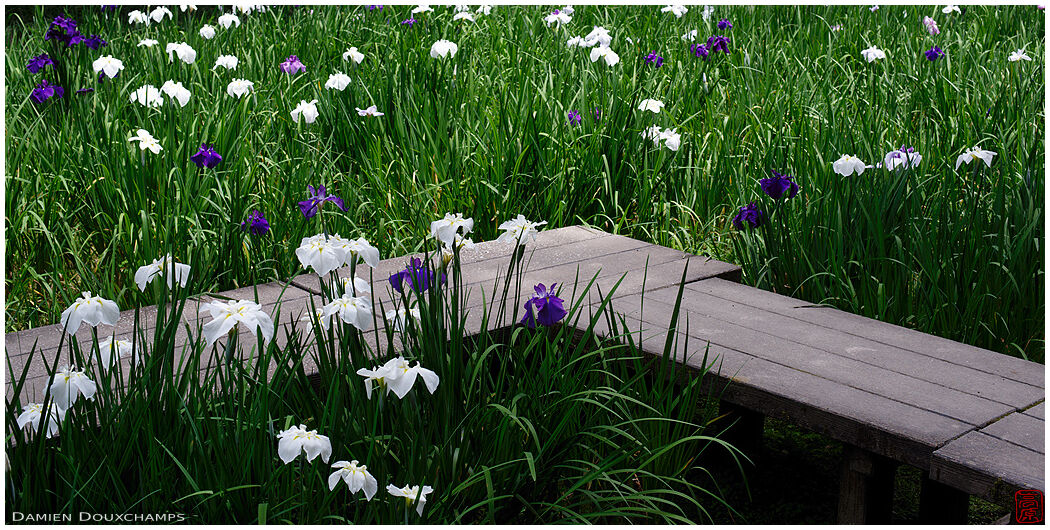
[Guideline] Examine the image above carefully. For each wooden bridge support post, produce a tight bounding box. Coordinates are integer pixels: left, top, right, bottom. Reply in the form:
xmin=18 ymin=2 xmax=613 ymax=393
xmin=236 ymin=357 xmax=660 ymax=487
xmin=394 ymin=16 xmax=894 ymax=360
xmin=837 ymin=445 xmax=898 ymax=524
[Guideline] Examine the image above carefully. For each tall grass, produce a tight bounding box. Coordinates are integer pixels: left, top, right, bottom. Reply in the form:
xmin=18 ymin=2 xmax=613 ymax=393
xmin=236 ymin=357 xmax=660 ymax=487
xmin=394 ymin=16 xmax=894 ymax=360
xmin=5 ymin=5 xmax=1044 ymax=361
xmin=6 ymin=231 xmax=744 ymax=523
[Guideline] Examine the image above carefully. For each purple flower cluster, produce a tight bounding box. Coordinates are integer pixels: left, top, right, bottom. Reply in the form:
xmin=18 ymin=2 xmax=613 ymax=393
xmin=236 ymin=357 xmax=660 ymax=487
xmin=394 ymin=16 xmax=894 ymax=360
xmin=521 ymin=283 xmax=567 ymax=328
xmin=644 ymin=51 xmax=665 ymax=67
xmin=44 ymin=15 xmax=106 ymax=50
xmin=241 ymin=210 xmax=271 ymax=236
xmin=30 ymin=80 xmax=64 ymax=104
xmin=26 ymin=54 xmax=54 ymax=74
xmin=732 ymin=202 xmax=764 ymax=230
xmin=401 ymin=17 xmax=417 ymax=27
xmin=707 ymin=35 xmax=731 ymax=54
xmin=925 ymin=46 xmax=944 ymax=61
xmin=279 ymin=55 xmax=306 ymax=74
xmin=190 ymin=144 xmax=223 ymax=169
xmin=759 ymin=170 xmax=799 ymax=200
xmin=691 ymin=35 xmax=731 ymax=60
xmin=368 ymin=5 xmax=383 ymax=10
xmin=390 ymin=258 xmax=445 ymax=294
xmin=298 ymin=185 xmax=346 ymax=219
xmin=567 ymin=110 xmax=582 ymax=126
xmin=718 ymin=19 xmax=733 ymax=30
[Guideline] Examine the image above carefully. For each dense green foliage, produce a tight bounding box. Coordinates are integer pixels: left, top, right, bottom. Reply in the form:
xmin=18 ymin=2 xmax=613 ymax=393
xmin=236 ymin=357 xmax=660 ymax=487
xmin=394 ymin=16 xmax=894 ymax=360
xmin=4 ymin=6 xmax=1043 ymax=357
xmin=7 ymin=239 xmax=742 ymax=523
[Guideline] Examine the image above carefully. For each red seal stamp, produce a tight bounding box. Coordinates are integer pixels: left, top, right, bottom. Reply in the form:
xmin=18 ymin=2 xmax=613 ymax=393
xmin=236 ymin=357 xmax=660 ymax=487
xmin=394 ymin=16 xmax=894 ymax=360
xmin=1015 ymin=489 xmax=1044 ymax=524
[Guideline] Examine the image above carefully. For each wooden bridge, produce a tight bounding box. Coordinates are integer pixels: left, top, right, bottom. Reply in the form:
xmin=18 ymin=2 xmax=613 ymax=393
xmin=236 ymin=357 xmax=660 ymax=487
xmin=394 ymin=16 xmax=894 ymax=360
xmin=6 ymin=226 xmax=1043 ymax=523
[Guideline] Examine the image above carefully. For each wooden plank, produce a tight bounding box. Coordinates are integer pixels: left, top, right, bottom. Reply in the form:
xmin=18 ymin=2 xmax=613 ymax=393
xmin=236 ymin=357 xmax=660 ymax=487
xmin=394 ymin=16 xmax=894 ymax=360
xmin=689 ymin=278 xmax=1044 ymax=389
xmin=588 ymin=303 xmax=971 ymax=469
xmin=1023 ymin=402 xmax=1045 ymax=420
xmin=980 ymin=412 xmax=1044 ymax=454
xmin=930 ymin=431 xmax=1045 ymax=506
xmin=290 ymin=227 xmax=651 ymax=295
xmin=624 ymin=292 xmax=1014 ymax=428
xmin=662 ymin=285 xmax=1043 ymax=410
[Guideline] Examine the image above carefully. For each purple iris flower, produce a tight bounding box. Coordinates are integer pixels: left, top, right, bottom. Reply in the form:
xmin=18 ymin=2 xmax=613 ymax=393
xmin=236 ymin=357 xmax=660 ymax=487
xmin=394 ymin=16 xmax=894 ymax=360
xmin=594 ymin=106 xmax=601 ymax=121
xmin=101 ymin=5 xmax=118 ymax=12
xmin=45 ymin=15 xmax=81 ymax=47
xmin=759 ymin=170 xmax=799 ymax=200
xmin=707 ymin=35 xmax=731 ymax=55
xmin=567 ymin=110 xmax=582 ymax=126
xmin=190 ymin=144 xmax=223 ymax=169
xmin=26 ymin=54 xmax=54 ymax=74
xmin=30 ymin=80 xmax=64 ymax=104
xmin=690 ymin=43 xmax=710 ymax=60
xmin=718 ymin=19 xmax=732 ymax=30
xmin=241 ymin=210 xmax=270 ymax=236
xmin=368 ymin=4 xmax=383 ymax=10
xmin=82 ymin=35 xmax=107 ymax=50
xmin=401 ymin=17 xmax=417 ymax=27
xmin=924 ymin=46 xmax=944 ymax=61
xmin=279 ymin=55 xmax=306 ymax=74
xmin=389 ymin=257 xmax=445 ymax=294
xmin=732 ymin=202 xmax=764 ymax=230
xmin=298 ymin=185 xmax=346 ymax=219
xmin=76 ymin=88 xmax=94 ymax=95
xmin=644 ymin=51 xmax=664 ymax=67
xmin=521 ymin=283 xmax=567 ymax=328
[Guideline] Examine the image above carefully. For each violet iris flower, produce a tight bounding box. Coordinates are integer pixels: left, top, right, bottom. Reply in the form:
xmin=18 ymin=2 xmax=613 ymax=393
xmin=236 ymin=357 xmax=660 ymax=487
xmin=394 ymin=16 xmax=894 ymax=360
xmin=718 ymin=19 xmax=732 ymax=30
xmin=26 ymin=54 xmax=54 ymax=73
xmin=389 ymin=258 xmax=445 ymax=294
xmin=401 ymin=17 xmax=417 ymax=26
xmin=567 ymin=110 xmax=582 ymax=126
xmin=76 ymin=88 xmax=94 ymax=95
xmin=759 ymin=170 xmax=799 ymax=200
xmin=594 ymin=106 xmax=601 ymax=121
xmin=82 ymin=35 xmax=107 ymax=50
xmin=707 ymin=35 xmax=731 ymax=54
xmin=45 ymin=15 xmax=80 ymax=46
xmin=298 ymin=185 xmax=346 ymax=219
xmin=521 ymin=283 xmax=567 ymax=328
xmin=368 ymin=5 xmax=383 ymax=10
xmin=241 ymin=210 xmax=270 ymax=236
xmin=691 ymin=43 xmax=710 ymax=59
xmin=279 ymin=55 xmax=305 ymax=74
xmin=190 ymin=144 xmax=223 ymax=168
xmin=925 ymin=46 xmax=944 ymax=61
xmin=30 ymin=80 xmax=64 ymax=104
xmin=644 ymin=51 xmax=665 ymax=67
xmin=732 ymin=202 xmax=764 ymax=230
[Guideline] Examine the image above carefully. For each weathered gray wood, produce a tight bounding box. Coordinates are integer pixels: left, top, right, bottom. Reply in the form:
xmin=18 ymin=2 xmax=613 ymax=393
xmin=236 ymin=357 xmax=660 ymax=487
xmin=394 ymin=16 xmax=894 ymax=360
xmin=919 ymin=476 xmax=970 ymax=524
xmin=980 ymin=412 xmax=1044 ymax=454
xmin=1023 ymin=402 xmax=1045 ymax=420
xmin=675 ymin=284 xmax=1043 ymax=410
xmin=6 ymin=223 xmax=1043 ymax=521
xmin=837 ymin=445 xmax=897 ymax=524
xmin=930 ymin=431 xmax=1045 ymax=506
xmin=688 ymin=278 xmax=1044 ymax=389
xmin=624 ymin=290 xmax=1015 ymax=429
xmin=588 ymin=300 xmax=973 ymax=469
xmin=7 ymin=226 xmax=740 ymax=406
